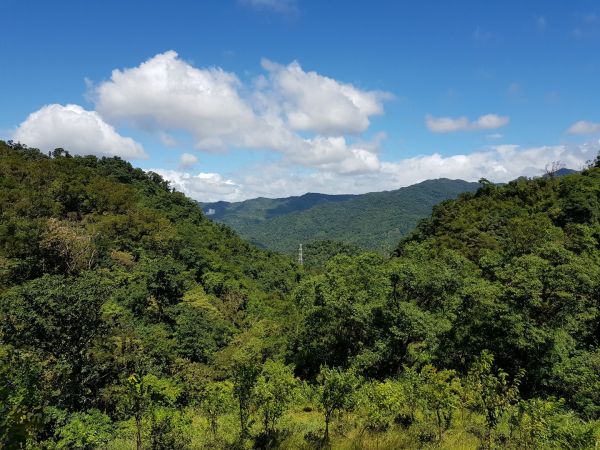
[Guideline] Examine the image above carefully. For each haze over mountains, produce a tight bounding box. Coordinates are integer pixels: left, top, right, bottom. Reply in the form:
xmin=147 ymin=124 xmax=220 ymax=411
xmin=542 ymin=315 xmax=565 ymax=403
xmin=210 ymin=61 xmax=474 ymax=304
xmin=202 ymin=178 xmax=481 ymax=253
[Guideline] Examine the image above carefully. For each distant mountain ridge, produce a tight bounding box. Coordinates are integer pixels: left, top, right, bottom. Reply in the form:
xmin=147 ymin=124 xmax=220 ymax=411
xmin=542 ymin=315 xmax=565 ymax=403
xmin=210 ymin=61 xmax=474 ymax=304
xmin=552 ymin=168 xmax=578 ymax=177
xmin=202 ymin=178 xmax=481 ymax=254
xmin=203 ymin=192 xmax=356 ymax=222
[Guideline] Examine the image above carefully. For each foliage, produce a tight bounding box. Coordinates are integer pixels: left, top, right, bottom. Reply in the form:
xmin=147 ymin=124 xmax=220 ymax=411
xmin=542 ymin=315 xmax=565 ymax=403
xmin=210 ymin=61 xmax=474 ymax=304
xmin=199 ymin=381 xmax=234 ymax=437
xmin=420 ymin=365 xmax=463 ymax=441
xmin=254 ymin=360 xmax=298 ymax=434
xmin=358 ymin=379 xmax=404 ymax=432
xmin=1 ymin=140 xmax=599 ymax=448
xmin=55 ymin=409 xmax=113 ymax=450
xmin=466 ymin=351 xmax=523 ymax=448
xmin=232 ymin=361 xmax=261 ymax=439
xmin=316 ymin=366 xmax=361 ymax=442
xmin=149 ymin=408 xmax=191 ymax=450
xmin=509 ymin=398 xmax=598 ymax=449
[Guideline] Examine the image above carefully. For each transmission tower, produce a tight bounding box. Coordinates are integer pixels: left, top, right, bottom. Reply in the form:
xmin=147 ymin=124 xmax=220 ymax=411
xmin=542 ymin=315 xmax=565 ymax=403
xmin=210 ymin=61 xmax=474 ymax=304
xmin=298 ymin=244 xmax=303 ymax=265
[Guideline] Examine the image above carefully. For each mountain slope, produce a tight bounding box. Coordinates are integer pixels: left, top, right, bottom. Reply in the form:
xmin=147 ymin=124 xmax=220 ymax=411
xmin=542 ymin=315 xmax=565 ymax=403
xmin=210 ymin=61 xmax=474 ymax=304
xmin=203 ymin=192 xmax=356 ymax=223
xmin=203 ymin=178 xmax=480 ymax=253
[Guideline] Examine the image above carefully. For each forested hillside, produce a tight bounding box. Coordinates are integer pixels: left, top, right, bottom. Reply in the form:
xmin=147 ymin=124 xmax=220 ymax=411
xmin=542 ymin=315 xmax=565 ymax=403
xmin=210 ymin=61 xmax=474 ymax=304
xmin=203 ymin=179 xmax=480 ymax=253
xmin=1 ymin=140 xmax=599 ymax=449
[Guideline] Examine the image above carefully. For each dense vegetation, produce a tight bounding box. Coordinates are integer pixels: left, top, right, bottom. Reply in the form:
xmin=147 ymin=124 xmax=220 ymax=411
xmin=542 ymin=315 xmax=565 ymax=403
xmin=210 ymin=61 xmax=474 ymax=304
xmin=202 ymin=179 xmax=480 ymax=254
xmin=1 ymin=140 xmax=599 ymax=449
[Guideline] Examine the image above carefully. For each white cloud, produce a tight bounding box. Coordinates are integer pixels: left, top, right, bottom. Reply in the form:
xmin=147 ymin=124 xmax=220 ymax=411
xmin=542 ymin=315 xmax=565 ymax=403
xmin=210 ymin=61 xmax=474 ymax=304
xmin=426 ymin=115 xmax=470 ymax=133
xmin=89 ymin=51 xmax=387 ymax=174
xmin=239 ymin=0 xmax=298 ymax=14
xmin=474 ymin=114 xmax=510 ymax=129
xmin=486 ymin=133 xmax=503 ymax=139
xmin=426 ymin=113 xmax=509 ymax=133
xmin=567 ymin=120 xmax=600 ymax=135
xmin=283 ymin=136 xmax=380 ymax=174
xmin=13 ymin=104 xmax=146 ymax=158
xmin=156 ymin=142 xmax=597 ymax=202
xmin=260 ymin=59 xmax=392 ymax=135
xmin=179 ymin=153 xmax=198 ymax=169
xmin=378 ymin=143 xmax=590 ymax=186
xmin=151 ymin=169 xmax=244 ymax=202
xmin=94 ymin=51 xmax=257 ymax=151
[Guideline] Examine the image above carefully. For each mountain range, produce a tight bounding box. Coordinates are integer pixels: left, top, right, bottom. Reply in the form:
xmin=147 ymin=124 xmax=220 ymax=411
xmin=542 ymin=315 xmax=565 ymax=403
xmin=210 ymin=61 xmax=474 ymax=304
xmin=202 ymin=178 xmax=481 ymax=253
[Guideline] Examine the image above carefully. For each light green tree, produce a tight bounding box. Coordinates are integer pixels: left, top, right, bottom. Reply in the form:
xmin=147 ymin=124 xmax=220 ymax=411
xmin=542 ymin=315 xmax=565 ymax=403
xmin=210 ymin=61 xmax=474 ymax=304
xmin=254 ymin=360 xmax=298 ymax=434
xmin=316 ymin=367 xmax=360 ymax=443
xmin=419 ymin=365 xmax=462 ymax=441
xmin=467 ymin=351 xmax=522 ymax=449
xmin=200 ymin=381 xmax=234 ymax=437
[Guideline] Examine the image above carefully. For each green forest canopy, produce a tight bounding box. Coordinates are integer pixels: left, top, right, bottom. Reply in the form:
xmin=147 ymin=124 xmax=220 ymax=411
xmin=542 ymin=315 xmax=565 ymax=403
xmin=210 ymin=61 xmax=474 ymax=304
xmin=1 ymin=140 xmax=599 ymax=449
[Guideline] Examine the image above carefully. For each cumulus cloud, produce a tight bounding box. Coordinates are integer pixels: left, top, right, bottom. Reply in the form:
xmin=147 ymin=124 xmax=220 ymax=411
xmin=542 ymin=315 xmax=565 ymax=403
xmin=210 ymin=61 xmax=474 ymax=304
xmin=179 ymin=153 xmax=199 ymax=169
xmin=94 ymin=51 xmax=257 ymax=151
xmin=567 ymin=120 xmax=600 ymax=135
xmin=426 ymin=113 xmax=509 ymax=133
xmin=156 ymin=142 xmax=597 ymax=202
xmin=282 ymin=136 xmax=380 ymax=174
xmin=89 ymin=51 xmax=388 ymax=174
xmin=260 ymin=59 xmax=392 ymax=135
xmin=13 ymin=104 xmax=146 ymax=158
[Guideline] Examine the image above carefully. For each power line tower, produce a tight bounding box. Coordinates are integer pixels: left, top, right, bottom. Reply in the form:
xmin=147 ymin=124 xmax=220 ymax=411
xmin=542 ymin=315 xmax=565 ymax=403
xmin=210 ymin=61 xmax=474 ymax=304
xmin=298 ymin=244 xmax=303 ymax=266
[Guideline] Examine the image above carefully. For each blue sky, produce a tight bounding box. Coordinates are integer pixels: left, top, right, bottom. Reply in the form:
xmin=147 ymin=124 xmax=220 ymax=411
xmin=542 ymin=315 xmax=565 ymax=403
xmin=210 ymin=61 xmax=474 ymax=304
xmin=1 ymin=0 xmax=599 ymax=201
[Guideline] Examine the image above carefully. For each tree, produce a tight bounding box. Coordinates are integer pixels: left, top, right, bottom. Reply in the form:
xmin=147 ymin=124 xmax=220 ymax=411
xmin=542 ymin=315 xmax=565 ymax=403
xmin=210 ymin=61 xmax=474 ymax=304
xmin=40 ymin=218 xmax=98 ymax=275
xmin=358 ymin=379 xmax=404 ymax=434
xmin=254 ymin=360 xmax=298 ymax=434
xmin=138 ymin=257 xmax=189 ymax=320
xmin=544 ymin=160 xmax=565 ymax=177
xmin=199 ymin=381 xmax=234 ymax=437
xmin=509 ymin=398 xmax=597 ymax=449
xmin=55 ymin=409 xmax=113 ymax=450
xmin=0 ymin=272 xmax=110 ymax=410
xmin=0 ymin=345 xmax=43 ymax=448
xmin=292 ymin=254 xmax=388 ymax=377
xmin=232 ymin=361 xmax=260 ymax=439
xmin=467 ymin=351 xmax=523 ymax=449
xmin=122 ymin=373 xmax=182 ymax=450
xmin=126 ymin=374 xmax=150 ymax=450
xmin=316 ymin=367 xmax=360 ymax=443
xmin=419 ymin=365 xmax=462 ymax=441
xmin=174 ymin=302 xmax=232 ymax=363
xmin=149 ymin=408 xmax=190 ymax=450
